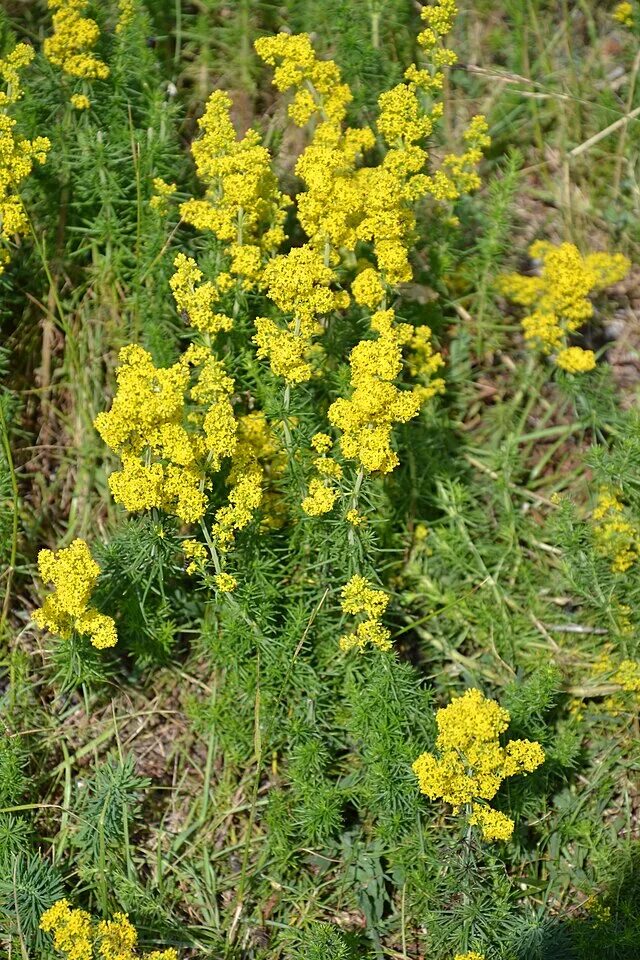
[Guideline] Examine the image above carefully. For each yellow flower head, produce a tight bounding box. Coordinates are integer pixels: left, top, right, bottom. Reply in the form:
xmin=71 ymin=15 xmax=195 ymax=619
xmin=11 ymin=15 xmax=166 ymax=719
xmin=413 ymin=688 xmax=545 ymax=841
xmin=0 ymin=44 xmax=50 ymax=271
xmin=613 ymin=2 xmax=634 ymax=27
xmin=116 ymin=0 xmax=136 ymax=33
xmin=215 ymin=571 xmax=238 ymax=593
xmin=96 ymin=912 xmax=137 ymax=960
xmin=301 ymin=477 xmax=339 ymax=516
xmin=592 ymin=488 xmax=640 ymax=573
xmin=70 ymin=93 xmax=91 ymax=110
xmin=339 ymin=575 xmax=391 ymax=653
xmin=170 ymin=253 xmax=233 ymax=335
xmin=44 ymin=0 xmax=110 ymax=82
xmin=41 ymin=902 xmax=181 ymax=960
xmin=40 ymin=899 xmax=93 ymax=960
xmin=499 ymin=242 xmax=629 ymax=372
xmin=33 ymin=539 xmax=117 ymax=649
xmin=179 ymin=89 xmax=288 ymax=274
xmin=150 ymin=177 xmax=176 ymax=214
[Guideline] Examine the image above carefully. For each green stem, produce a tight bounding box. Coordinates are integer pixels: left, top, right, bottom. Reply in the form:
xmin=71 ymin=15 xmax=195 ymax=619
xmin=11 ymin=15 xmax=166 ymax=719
xmin=0 ymin=400 xmax=18 ymax=638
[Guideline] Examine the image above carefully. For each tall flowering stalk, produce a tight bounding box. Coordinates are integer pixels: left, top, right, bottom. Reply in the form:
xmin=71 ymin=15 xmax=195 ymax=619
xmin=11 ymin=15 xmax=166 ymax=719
xmin=36 ymin=1 xmax=487 ymax=619
xmin=0 ymin=44 xmax=50 ymax=272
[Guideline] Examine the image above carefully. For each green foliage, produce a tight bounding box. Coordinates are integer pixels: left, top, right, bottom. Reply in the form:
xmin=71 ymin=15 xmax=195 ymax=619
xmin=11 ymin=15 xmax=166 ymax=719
xmin=0 ymin=853 xmax=64 ymax=950
xmin=0 ymin=733 xmax=28 ymax=807
xmin=298 ymin=922 xmax=352 ymax=960
xmin=1 ymin=2 xmax=639 ymax=959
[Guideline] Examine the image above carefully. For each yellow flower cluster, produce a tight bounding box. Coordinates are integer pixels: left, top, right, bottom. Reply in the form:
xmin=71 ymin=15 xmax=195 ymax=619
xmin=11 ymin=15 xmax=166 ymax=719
xmin=44 ymin=0 xmax=110 ymax=82
xmin=0 ymin=44 xmax=50 ymax=273
xmin=149 ymin=177 xmax=176 ymax=215
xmin=252 ymin=5 xmax=472 ymax=482
xmin=590 ymin=651 xmax=640 ymax=718
xmin=94 ymin=343 xmax=237 ymax=524
xmin=614 ymin=2 xmax=634 ymax=27
xmin=339 ymin=574 xmax=391 ymax=652
xmin=301 ymin=477 xmax=340 ymax=516
xmin=592 ymin=488 xmax=639 ymax=573
xmin=329 ymin=309 xmax=443 ymax=474
xmin=179 ymin=90 xmax=288 ymax=287
xmin=40 ymin=900 xmax=178 ymax=960
xmin=116 ymin=0 xmax=136 ymax=34
xmin=614 ymin=658 xmax=640 ymax=692
xmin=170 ymin=253 xmax=233 ymax=335
xmin=595 ymin=652 xmax=640 ymax=694
xmin=41 ymin=899 xmax=92 ymax=960
xmin=211 ymin=411 xmax=280 ymax=553
xmin=34 ymin=539 xmax=117 ymax=649
xmin=254 ymin=33 xmax=352 ymax=129
xmin=183 ymin=538 xmax=207 ymax=575
xmin=214 ymin=571 xmax=236 ymax=592
xmin=183 ymin=539 xmax=239 ymax=592
xmin=255 ymin=244 xmax=349 ymax=383
xmin=255 ymin=4 xmax=488 ymax=290
xmin=301 ymin=438 xmax=344 ymax=516
xmin=454 ymin=953 xmax=485 ymax=960
xmin=70 ymin=93 xmax=90 ymax=110
xmin=499 ymin=241 xmax=630 ymax=373
xmin=413 ymin=688 xmax=545 ymax=841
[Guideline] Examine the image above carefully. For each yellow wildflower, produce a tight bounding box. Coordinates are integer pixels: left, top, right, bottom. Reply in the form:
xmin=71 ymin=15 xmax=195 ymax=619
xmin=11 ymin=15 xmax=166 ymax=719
xmin=211 ymin=412 xmax=278 ymax=552
xmin=301 ymin=477 xmax=339 ymax=516
xmin=96 ymin=912 xmax=137 ymax=960
xmin=183 ymin=539 xmax=207 ymax=575
xmin=328 ymin=311 xmax=424 ymax=474
xmin=339 ymin=618 xmax=392 ymax=653
xmin=555 ymin=346 xmax=596 ymax=374
xmin=41 ymin=902 xmax=181 ymax=960
xmin=215 ymin=571 xmax=237 ymax=593
xmin=150 ymin=177 xmax=176 ymax=214
xmin=34 ymin=539 xmax=117 ymax=649
xmin=116 ymin=0 xmax=136 ymax=33
xmin=311 ymin=433 xmax=333 ymax=454
xmin=40 ymin=899 xmax=93 ymax=960
xmin=614 ymin=659 xmax=640 ymax=693
xmin=314 ymin=457 xmax=343 ymax=480
xmin=613 ymin=2 xmax=634 ymax=26
xmin=44 ymin=0 xmax=110 ymax=82
xmin=339 ymin=575 xmax=390 ymax=652
xmin=592 ymin=488 xmax=640 ymax=573
xmin=262 ymin=244 xmax=350 ymax=329
xmin=179 ymin=89 xmax=288 ymax=284
xmin=70 ymin=93 xmax=90 ymax=110
xmin=253 ymin=316 xmax=313 ymax=385
xmin=170 ymin=253 xmax=233 ymax=335
xmin=94 ymin=342 xmax=240 ymax=524
xmin=499 ymin=242 xmax=629 ymax=371
xmin=0 ymin=44 xmax=50 ymax=272
xmin=453 ymin=953 xmax=485 ymax=960
xmin=257 ymin=15 xmax=488 ymax=289
xmin=341 ymin=575 xmax=388 ymax=618
xmin=413 ymin=688 xmax=545 ymax=841
xmin=254 ymin=33 xmax=352 ymax=128
xmin=352 ymin=268 xmax=386 ymax=309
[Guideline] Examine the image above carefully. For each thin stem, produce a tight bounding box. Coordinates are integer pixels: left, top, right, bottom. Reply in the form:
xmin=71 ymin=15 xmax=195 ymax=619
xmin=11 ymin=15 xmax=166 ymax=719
xmin=0 ymin=400 xmax=19 ymax=638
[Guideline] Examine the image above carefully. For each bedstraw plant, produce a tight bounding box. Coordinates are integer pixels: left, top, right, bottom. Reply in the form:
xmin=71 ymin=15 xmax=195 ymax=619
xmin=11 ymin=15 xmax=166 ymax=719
xmin=1 ymin=1 xmax=639 ymax=959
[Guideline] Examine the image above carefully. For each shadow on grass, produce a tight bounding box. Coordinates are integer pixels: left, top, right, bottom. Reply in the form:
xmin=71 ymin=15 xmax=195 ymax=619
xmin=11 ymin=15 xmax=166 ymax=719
xmin=517 ymin=845 xmax=640 ymax=960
